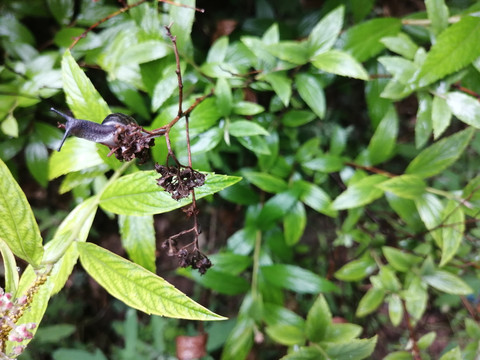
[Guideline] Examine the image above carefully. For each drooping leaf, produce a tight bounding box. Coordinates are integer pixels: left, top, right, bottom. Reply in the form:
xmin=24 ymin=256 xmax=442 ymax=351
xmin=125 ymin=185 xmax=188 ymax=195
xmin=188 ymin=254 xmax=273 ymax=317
xmin=405 ymin=127 xmax=474 ymax=178
xmin=216 ymin=77 xmax=233 ymax=117
xmin=77 ymin=242 xmax=225 ymax=320
xmin=388 ymin=294 xmax=403 ymax=326
xmin=416 ymin=16 xmax=480 ymax=87
xmin=0 ymin=159 xmax=43 ymax=266
xmin=100 ymin=172 xmax=241 ymax=215
xmin=415 ymin=91 xmax=433 ymax=149
xmin=439 ymin=200 xmax=464 ymax=267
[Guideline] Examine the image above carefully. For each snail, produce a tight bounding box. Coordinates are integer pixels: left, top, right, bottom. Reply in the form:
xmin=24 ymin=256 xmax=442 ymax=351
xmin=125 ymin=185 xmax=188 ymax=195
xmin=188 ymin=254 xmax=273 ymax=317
xmin=51 ymin=108 xmax=141 ymax=151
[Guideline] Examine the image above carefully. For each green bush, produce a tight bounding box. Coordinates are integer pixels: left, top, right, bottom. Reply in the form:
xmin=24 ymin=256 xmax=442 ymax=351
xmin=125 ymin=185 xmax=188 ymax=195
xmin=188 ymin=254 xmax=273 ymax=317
xmin=1 ymin=0 xmax=480 ymax=359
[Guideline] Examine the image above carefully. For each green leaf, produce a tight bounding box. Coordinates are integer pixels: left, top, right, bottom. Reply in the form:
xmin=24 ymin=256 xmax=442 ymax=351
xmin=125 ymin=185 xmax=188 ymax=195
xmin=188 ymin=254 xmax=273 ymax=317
xmin=264 ymin=71 xmax=292 ymax=106
xmin=232 ymin=101 xmax=264 ymax=116
xmin=312 ymin=50 xmax=369 ymax=80
xmin=417 ymin=331 xmax=436 ymax=350
xmin=403 ymin=276 xmax=428 ymax=321
xmin=332 ymin=175 xmax=387 ymax=210
xmin=151 ymin=63 xmax=178 ymax=112
xmin=169 ymin=0 xmax=195 ymax=54
xmin=382 ymin=246 xmax=422 ymax=272
xmin=388 ymin=294 xmax=403 ymax=326
xmin=302 ymin=154 xmax=344 ymax=173
xmin=61 ymin=50 xmax=110 ymax=122
xmin=416 ymin=16 xmax=480 ymax=87
xmin=221 ymin=318 xmax=254 ymax=360
xmin=1 ymin=113 xmax=18 ymax=137
xmin=0 ymin=238 xmax=18 ymax=295
xmin=237 ymin=135 xmax=271 ymax=155
xmin=380 ymin=33 xmax=418 ymax=59
xmin=216 ymin=77 xmax=233 ymax=117
xmin=207 ymin=36 xmax=229 ymax=63
xmin=415 ymin=92 xmax=433 ymax=149
xmin=334 ymin=254 xmax=377 ymax=282
xmin=405 ymin=127 xmax=474 ymax=178
xmin=366 ymin=105 xmax=398 ymax=165
xmin=77 ymin=242 xmax=225 ymax=320
xmin=284 ymin=201 xmax=306 ymax=246
xmin=356 ymin=288 xmax=386 ymax=317
xmin=295 ymin=73 xmax=326 ymax=119
xmin=266 ymin=324 xmax=305 ymax=346
xmin=47 ymin=0 xmax=74 ymax=25
xmin=258 ymin=190 xmax=299 ymax=227
xmin=118 ymin=215 xmax=156 ymax=273
xmin=280 ymin=347 xmax=324 ymax=360
xmin=308 ymin=5 xmax=344 ymax=56
xmin=425 ymin=0 xmax=449 ymax=36
xmin=439 ymin=346 xmax=461 ymax=360
xmin=266 ymin=42 xmax=309 ymax=65
xmin=445 ymin=91 xmax=480 ymax=128
xmin=439 ymin=200 xmax=464 ymax=266
xmin=100 ymin=172 xmax=241 ymax=215
xmin=325 ymin=336 xmax=377 ymax=359
xmin=0 ymin=159 xmax=43 ymax=265
xmin=264 ymin=303 xmax=305 ymax=328
xmin=342 ymin=18 xmax=402 ymax=62
xmin=178 ymin=268 xmax=249 ymax=295
xmin=383 ymin=351 xmax=413 ymax=360
xmin=305 ymin=295 xmax=331 ymax=342
xmin=376 ymin=175 xmax=426 ymax=200
xmin=25 ymin=141 xmax=49 ymax=187
xmin=206 ymin=253 xmax=252 ymax=275
xmin=243 ymin=171 xmax=287 ymax=193
xmin=423 ymin=270 xmax=473 ymax=295
xmin=295 ymin=180 xmax=336 ymax=217
xmin=324 ymin=323 xmax=362 ymax=342
xmin=229 ymin=120 xmax=269 ymax=137
xmin=281 ymin=110 xmax=316 ymax=127
xmin=432 ymin=95 xmax=452 ymax=139
xmin=119 ymin=40 xmax=170 ymax=65
xmin=261 ymin=264 xmax=337 ymax=294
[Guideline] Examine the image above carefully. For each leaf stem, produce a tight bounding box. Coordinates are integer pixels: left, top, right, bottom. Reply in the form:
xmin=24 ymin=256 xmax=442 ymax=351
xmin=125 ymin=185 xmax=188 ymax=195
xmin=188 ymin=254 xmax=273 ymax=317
xmin=251 ymin=230 xmax=262 ymax=299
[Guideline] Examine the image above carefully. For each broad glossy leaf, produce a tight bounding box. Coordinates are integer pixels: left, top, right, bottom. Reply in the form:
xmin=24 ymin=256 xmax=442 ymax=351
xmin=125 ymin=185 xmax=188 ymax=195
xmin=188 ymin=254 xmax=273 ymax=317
xmin=47 ymin=0 xmax=74 ymax=25
xmin=295 ymin=73 xmax=326 ymax=119
xmin=405 ymin=127 xmax=474 ymax=178
xmin=445 ymin=91 xmax=480 ymax=128
xmin=237 ymin=135 xmax=271 ymax=155
xmin=382 ymin=246 xmax=422 ymax=272
xmin=258 ymin=190 xmax=299 ymax=227
xmin=376 ymin=175 xmax=426 ymax=199
xmin=308 ymin=5 xmax=344 ymax=56
xmin=432 ymin=95 xmax=452 ymax=139
xmin=169 ymin=0 xmax=195 ymax=54
xmin=229 ymin=120 xmax=269 ymax=137
xmin=77 ymin=242 xmax=225 ymax=320
xmin=425 ymin=0 xmax=449 ymax=36
xmin=284 ymin=201 xmax=306 ymax=246
xmin=404 ymin=276 xmax=428 ymax=320
xmin=342 ymin=18 xmax=401 ymax=62
xmin=266 ymin=42 xmax=309 ymax=65
xmin=423 ymin=270 xmax=472 ymax=295
xmin=324 ymin=323 xmax=362 ymax=342
xmin=281 ymin=110 xmax=316 ymax=127
xmin=233 ymin=101 xmax=264 ymax=116
xmin=295 ymin=180 xmax=336 ymax=217
xmin=207 ymin=36 xmax=228 ymax=63
xmin=119 ymin=40 xmax=170 ymax=65
xmin=207 ymin=253 xmax=252 ymax=275
xmin=264 ymin=303 xmax=305 ymax=328
xmin=334 ymin=255 xmax=377 ymax=281
xmin=325 ymin=337 xmax=377 ymax=359
xmin=151 ymin=64 xmax=178 ymax=112
xmin=0 ymin=159 xmax=43 ymax=265
xmin=366 ymin=105 xmax=398 ymax=165
xmin=119 ymin=215 xmax=156 ymax=273
xmin=380 ymin=33 xmax=418 ymax=59
xmin=439 ymin=347 xmax=461 ymax=360
xmin=416 ymin=16 xmax=480 ymax=87
xmin=332 ymin=175 xmax=387 ymax=210
xmin=312 ymin=50 xmax=369 ymax=80
xmin=356 ymin=288 xmax=385 ymax=317
xmin=100 ymin=172 xmax=241 ymax=215
xmin=264 ymin=71 xmax=292 ymax=106
xmin=261 ymin=264 xmax=337 ymax=294
xmin=216 ymin=77 xmax=233 ymax=117
xmin=415 ymin=92 xmax=432 ymax=149
xmin=266 ymin=324 xmax=305 ymax=346
xmin=243 ymin=171 xmax=287 ymax=193
xmin=306 ymin=295 xmax=331 ymax=342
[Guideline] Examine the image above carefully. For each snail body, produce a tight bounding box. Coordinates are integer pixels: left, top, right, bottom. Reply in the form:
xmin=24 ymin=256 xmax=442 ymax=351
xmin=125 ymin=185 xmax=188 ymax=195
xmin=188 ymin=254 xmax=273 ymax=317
xmin=51 ymin=108 xmax=138 ymax=151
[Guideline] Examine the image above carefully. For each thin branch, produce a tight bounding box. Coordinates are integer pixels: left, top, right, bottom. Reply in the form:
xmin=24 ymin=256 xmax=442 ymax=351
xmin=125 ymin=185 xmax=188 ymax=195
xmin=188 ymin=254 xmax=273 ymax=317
xmin=402 ymin=300 xmax=422 ymax=360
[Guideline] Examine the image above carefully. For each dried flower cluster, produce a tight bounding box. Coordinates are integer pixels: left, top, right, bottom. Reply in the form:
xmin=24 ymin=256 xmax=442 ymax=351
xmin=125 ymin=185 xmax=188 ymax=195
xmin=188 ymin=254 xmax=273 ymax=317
xmin=108 ymin=123 xmax=155 ymax=163
xmin=155 ymin=164 xmax=206 ymax=200
xmin=162 ymin=239 xmax=212 ymax=275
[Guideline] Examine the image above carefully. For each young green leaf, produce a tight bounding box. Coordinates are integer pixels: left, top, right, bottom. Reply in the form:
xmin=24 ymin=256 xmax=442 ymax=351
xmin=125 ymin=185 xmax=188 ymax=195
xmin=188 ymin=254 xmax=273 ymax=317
xmin=284 ymin=201 xmax=306 ymax=246
xmin=438 ymin=200 xmax=464 ymax=267
xmin=380 ymin=33 xmax=418 ymax=59
xmin=405 ymin=127 xmax=474 ymax=178
xmin=366 ymin=105 xmax=398 ymax=165
xmin=332 ymin=175 xmax=387 ymax=210
xmin=265 ymin=324 xmax=305 ymax=346
xmin=232 ymin=101 xmax=265 ymax=116
xmin=356 ymin=288 xmax=385 ymax=317
xmin=229 ymin=120 xmax=269 ymax=137
xmin=334 ymin=255 xmax=377 ymax=282
xmin=169 ymin=0 xmax=195 ymax=54
xmin=376 ymin=175 xmax=426 ymax=200
xmin=266 ymin=42 xmax=309 ymax=65
xmin=416 ymin=16 xmax=480 ymax=87
xmin=0 ymin=159 xmax=44 ymax=266
xmin=264 ymin=71 xmax=292 ymax=106
xmin=438 ymin=346 xmax=461 ymax=360
xmin=77 ymin=242 xmax=226 ymax=320
xmin=325 ymin=336 xmax=377 ymax=359
xmin=432 ymin=95 xmax=452 ymax=139
xmin=423 ymin=270 xmax=472 ymax=295
xmin=445 ymin=91 xmax=480 ymax=128
xmin=415 ymin=92 xmax=433 ymax=149
xmin=312 ymin=50 xmax=369 ymax=80
xmin=295 ymin=72 xmax=326 ymax=119
xmin=307 ymin=5 xmax=344 ymax=56
xmin=305 ymin=295 xmax=331 ymax=342
xmin=382 ymin=246 xmax=422 ymax=272
xmin=207 ymin=36 xmax=229 ymax=63
xmin=221 ymin=318 xmax=254 ymax=360
xmin=119 ymin=215 xmax=156 ymax=273
xmin=100 ymin=172 xmax=241 ymax=215
xmin=295 ymin=180 xmax=336 ymax=217
xmin=216 ymin=77 xmax=233 ymax=117
xmin=417 ymin=331 xmax=436 ymax=350
xmin=388 ymin=294 xmax=403 ymax=326
xmin=425 ymin=0 xmax=449 ymax=36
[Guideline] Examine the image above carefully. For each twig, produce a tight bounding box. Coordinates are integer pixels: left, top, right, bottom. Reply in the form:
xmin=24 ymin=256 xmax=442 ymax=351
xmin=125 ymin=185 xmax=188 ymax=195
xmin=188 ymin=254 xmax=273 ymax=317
xmin=402 ymin=300 xmax=422 ymax=360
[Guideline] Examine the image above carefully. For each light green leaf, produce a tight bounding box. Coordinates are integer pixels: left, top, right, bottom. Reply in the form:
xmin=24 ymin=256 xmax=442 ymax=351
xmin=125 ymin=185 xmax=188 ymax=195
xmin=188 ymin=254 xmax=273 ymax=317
xmin=380 ymin=33 xmax=418 ymax=59
xmin=445 ymin=91 xmax=480 ymax=128
xmin=0 ymin=159 xmax=43 ymax=266
xmin=229 ymin=120 xmax=269 ymax=137
xmin=439 ymin=200 xmax=464 ymax=267
xmin=221 ymin=318 xmax=254 ymax=360
xmin=312 ymin=50 xmax=369 ymax=80
xmin=264 ymin=71 xmax=292 ymax=106
xmin=425 ymin=0 xmax=449 ymax=36
xmin=438 ymin=346 xmax=461 ymax=360
xmin=308 ymin=5 xmax=344 ymax=56
xmin=324 ymin=323 xmax=362 ymax=343
xmin=404 ymin=276 xmax=428 ymax=320
xmin=332 ymin=174 xmax=387 ymax=210
xmin=382 ymin=246 xmax=422 ymax=272
xmin=266 ymin=42 xmax=309 ymax=65
xmin=334 ymin=255 xmax=377 ymax=282
xmin=61 ymin=50 xmax=110 ymax=122
xmin=216 ymin=77 xmax=233 ymax=117
xmin=284 ymin=201 xmax=306 ymax=246
xmin=306 ymin=295 xmax=331 ymax=342
xmin=243 ymin=171 xmax=287 ymax=193
xmin=405 ymin=127 xmax=474 ymax=178
xmin=207 ymin=36 xmax=229 ymax=63
xmin=232 ymin=101 xmax=265 ymax=116
xmin=1 ymin=114 xmax=18 ymax=137
xmin=302 ymin=154 xmax=344 ymax=173
xmin=356 ymin=288 xmax=385 ymax=317
xmin=417 ymin=331 xmax=436 ymax=350
xmin=423 ymin=270 xmax=472 ymax=295
xmin=416 ymin=16 xmax=480 ymax=87
xmin=295 ymin=73 xmax=326 ymax=119
xmin=119 ymin=215 xmax=156 ymax=273
xmin=296 ymin=180 xmax=336 ymax=217
xmin=119 ymin=40 xmax=170 ymax=65
xmin=432 ymin=95 xmax=452 ymax=139
xmin=280 ymin=347 xmax=324 ymax=360
xmin=0 ymin=238 xmax=19 ymax=295
xmin=100 ymin=172 xmax=241 ymax=215
xmin=151 ymin=63 xmax=178 ymax=112
xmin=366 ymin=105 xmax=398 ymax=164
xmin=415 ymin=92 xmax=433 ymax=149
xmin=281 ymin=110 xmax=316 ymax=127
xmin=383 ymin=351 xmax=413 ymax=360
xmin=325 ymin=336 xmax=377 ymax=359
xmin=261 ymin=264 xmax=337 ymax=294
xmin=237 ymin=135 xmax=271 ymax=155
xmin=266 ymin=324 xmax=305 ymax=346
xmin=388 ymin=294 xmax=403 ymax=326
xmin=376 ymin=175 xmax=426 ymax=199
xmin=77 ymin=242 xmax=225 ymax=320
xmin=342 ymin=18 xmax=401 ymax=62
xmin=169 ymin=0 xmax=195 ymax=54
